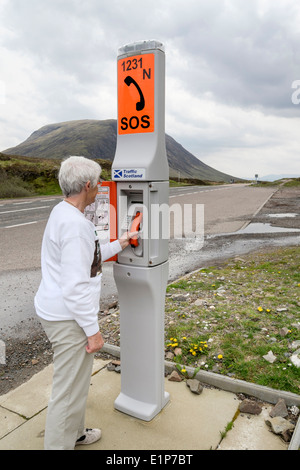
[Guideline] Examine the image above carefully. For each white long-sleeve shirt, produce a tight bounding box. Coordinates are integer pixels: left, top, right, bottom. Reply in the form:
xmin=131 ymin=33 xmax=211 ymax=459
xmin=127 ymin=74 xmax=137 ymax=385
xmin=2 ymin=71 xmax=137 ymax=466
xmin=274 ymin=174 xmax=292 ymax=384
xmin=34 ymin=201 xmax=122 ymax=337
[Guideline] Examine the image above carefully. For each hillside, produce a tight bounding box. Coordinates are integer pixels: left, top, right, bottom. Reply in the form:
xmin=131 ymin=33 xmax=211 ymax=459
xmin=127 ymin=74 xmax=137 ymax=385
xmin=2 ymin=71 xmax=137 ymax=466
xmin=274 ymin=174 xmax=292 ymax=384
xmin=2 ymin=119 xmax=238 ymax=182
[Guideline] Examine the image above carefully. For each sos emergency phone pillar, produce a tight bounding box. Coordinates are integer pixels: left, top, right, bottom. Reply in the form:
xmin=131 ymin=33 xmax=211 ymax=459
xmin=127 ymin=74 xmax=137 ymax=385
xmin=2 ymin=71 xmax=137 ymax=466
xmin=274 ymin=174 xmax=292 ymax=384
xmin=112 ymin=40 xmax=170 ymax=421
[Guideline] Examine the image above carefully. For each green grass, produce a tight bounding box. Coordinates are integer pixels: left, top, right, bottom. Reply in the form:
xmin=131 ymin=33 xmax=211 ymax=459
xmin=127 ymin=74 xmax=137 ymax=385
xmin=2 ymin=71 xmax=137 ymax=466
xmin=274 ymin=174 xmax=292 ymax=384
xmin=0 ymin=153 xmax=213 ymax=198
xmin=0 ymin=153 xmax=112 ymax=198
xmin=165 ymin=246 xmax=300 ymax=394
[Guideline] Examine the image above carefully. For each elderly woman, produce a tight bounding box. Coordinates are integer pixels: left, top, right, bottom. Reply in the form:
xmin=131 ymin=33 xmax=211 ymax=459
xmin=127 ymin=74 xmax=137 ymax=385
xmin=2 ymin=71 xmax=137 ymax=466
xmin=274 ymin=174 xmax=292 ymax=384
xmin=34 ymin=156 xmax=135 ymax=450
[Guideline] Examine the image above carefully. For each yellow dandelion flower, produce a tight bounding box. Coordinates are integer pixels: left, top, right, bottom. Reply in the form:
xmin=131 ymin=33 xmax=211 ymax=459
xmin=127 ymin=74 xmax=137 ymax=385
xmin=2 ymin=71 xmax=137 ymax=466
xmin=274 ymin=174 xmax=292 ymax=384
xmin=217 ymin=354 xmax=223 ymax=359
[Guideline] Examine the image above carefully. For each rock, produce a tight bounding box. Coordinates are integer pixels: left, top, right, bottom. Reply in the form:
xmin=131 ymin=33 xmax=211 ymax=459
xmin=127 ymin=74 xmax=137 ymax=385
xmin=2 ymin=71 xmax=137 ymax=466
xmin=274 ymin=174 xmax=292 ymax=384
xmin=186 ymin=379 xmax=203 ymax=395
xmin=269 ymin=399 xmax=288 ymax=418
xmin=165 ymin=351 xmax=174 ymax=360
xmin=290 ymin=405 xmax=300 ymax=417
xmin=265 ymin=416 xmax=295 ymax=436
xmin=263 ymin=350 xmax=277 ymax=363
xmin=107 ymin=360 xmax=121 ymax=372
xmin=168 ymin=370 xmax=183 ymax=382
xmin=276 ymin=307 xmax=288 ymax=313
xmin=111 ymin=360 xmax=121 ymax=366
xmin=193 ymin=299 xmax=206 ymax=306
xmin=279 ymin=327 xmax=289 ymax=337
xmin=174 ymin=347 xmax=182 ymax=356
xmin=290 ymin=349 xmax=300 ymax=368
xmin=239 ymin=399 xmax=262 ymax=415
xmin=291 ymin=340 xmax=300 ymax=350
xmin=171 ymin=293 xmax=190 ymax=301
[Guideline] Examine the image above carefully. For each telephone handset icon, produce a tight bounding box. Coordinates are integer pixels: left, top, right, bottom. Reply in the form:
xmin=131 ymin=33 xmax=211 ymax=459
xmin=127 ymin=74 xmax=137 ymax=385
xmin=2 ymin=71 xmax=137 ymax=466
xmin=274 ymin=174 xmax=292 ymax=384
xmin=124 ymin=76 xmax=145 ymax=111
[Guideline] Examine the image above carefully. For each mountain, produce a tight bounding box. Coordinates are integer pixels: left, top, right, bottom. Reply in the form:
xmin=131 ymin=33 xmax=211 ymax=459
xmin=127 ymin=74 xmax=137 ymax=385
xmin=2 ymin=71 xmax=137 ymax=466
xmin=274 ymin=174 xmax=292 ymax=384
xmin=2 ymin=119 xmax=238 ymax=182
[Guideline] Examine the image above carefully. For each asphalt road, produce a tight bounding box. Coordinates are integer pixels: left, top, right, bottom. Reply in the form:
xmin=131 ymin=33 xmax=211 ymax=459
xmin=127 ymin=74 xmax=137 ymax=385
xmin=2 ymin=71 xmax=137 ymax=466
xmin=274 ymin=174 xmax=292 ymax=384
xmin=0 ymin=183 xmax=286 ymax=338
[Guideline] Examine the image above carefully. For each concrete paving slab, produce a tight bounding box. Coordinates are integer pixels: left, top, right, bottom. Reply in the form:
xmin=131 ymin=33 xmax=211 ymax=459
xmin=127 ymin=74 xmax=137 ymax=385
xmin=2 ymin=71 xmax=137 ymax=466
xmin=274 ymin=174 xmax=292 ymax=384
xmin=0 ymin=409 xmax=47 ymax=450
xmin=0 ymin=359 xmax=107 ymax=421
xmin=218 ymin=404 xmax=288 ymax=450
xmin=77 ymin=366 xmax=239 ymax=451
xmin=0 ymin=406 xmax=26 ymax=440
xmin=0 ymin=364 xmax=53 ymax=418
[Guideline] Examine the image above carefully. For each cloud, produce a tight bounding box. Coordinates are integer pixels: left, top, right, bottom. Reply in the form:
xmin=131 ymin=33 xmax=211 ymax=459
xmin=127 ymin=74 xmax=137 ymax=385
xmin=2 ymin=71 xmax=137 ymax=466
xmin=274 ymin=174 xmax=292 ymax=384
xmin=0 ymin=0 xmax=299 ymax=178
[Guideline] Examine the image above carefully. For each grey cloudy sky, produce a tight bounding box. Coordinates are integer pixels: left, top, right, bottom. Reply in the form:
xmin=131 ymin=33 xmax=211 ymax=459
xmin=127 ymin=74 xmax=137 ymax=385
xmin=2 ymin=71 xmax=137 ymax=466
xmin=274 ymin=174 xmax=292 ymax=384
xmin=0 ymin=0 xmax=299 ymax=179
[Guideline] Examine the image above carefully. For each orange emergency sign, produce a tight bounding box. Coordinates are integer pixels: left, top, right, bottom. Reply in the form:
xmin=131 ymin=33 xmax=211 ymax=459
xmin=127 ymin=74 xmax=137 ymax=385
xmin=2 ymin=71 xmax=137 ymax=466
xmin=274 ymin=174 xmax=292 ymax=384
xmin=118 ymin=53 xmax=155 ymax=135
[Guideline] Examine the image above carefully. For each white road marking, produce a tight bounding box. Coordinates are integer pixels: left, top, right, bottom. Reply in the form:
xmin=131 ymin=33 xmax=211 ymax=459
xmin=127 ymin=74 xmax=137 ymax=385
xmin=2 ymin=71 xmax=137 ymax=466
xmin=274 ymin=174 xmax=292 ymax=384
xmin=4 ymin=221 xmax=38 ymax=229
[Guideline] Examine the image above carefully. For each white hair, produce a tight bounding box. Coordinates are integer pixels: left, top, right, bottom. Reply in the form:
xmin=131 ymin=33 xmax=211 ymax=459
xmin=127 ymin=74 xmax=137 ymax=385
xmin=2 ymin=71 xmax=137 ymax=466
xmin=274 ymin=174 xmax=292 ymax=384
xmin=58 ymin=156 xmax=102 ymax=197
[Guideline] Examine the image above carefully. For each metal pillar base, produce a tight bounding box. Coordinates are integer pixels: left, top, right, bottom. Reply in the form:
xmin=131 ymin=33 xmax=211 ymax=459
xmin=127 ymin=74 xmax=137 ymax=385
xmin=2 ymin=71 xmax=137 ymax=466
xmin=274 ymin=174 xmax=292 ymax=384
xmin=113 ymin=261 xmax=170 ymax=421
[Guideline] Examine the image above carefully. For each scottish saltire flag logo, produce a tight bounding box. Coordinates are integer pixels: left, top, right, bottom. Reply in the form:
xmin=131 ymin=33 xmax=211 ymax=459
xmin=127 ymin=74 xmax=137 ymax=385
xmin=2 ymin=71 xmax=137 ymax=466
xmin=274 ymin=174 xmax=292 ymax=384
xmin=113 ymin=169 xmax=123 ymax=179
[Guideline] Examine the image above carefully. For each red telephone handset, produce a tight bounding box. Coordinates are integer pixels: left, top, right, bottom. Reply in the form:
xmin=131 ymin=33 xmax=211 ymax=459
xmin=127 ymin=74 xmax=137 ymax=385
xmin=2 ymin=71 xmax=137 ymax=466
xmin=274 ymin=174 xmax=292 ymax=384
xmin=130 ymin=211 xmax=142 ymax=247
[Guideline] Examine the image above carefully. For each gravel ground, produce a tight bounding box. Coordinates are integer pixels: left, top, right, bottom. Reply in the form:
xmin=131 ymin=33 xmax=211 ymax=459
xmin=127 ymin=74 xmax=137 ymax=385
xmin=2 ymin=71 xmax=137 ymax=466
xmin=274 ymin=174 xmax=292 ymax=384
xmin=1 ymin=185 xmax=299 ymax=396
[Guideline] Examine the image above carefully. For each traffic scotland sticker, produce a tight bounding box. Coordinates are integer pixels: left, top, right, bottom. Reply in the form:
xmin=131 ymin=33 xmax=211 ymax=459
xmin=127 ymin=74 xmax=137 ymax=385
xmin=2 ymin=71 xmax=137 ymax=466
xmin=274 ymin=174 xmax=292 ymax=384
xmin=113 ymin=168 xmax=146 ymax=180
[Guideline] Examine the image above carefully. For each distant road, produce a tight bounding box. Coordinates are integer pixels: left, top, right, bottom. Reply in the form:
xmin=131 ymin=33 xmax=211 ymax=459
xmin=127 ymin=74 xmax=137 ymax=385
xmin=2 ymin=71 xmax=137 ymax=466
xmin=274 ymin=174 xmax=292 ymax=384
xmin=0 ymin=196 xmax=63 ymax=229
xmin=0 ymin=184 xmax=276 ymax=272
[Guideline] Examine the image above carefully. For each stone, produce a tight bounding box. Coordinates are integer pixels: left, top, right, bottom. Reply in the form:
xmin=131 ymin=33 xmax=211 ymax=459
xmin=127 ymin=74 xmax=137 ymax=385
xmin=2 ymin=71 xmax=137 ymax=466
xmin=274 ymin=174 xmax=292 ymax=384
xmin=171 ymin=293 xmax=190 ymax=301
xmin=269 ymin=399 xmax=288 ymax=418
xmin=186 ymin=379 xmax=203 ymax=395
xmin=168 ymin=370 xmax=183 ymax=382
xmin=165 ymin=351 xmax=174 ymax=360
xmin=263 ymin=350 xmax=277 ymax=363
xmin=290 ymin=349 xmax=300 ymax=368
xmin=174 ymin=347 xmax=182 ymax=356
xmin=193 ymin=299 xmax=206 ymax=306
xmin=291 ymin=340 xmax=300 ymax=350
xmin=239 ymin=399 xmax=262 ymax=415
xmin=290 ymin=405 xmax=299 ymax=417
xmin=279 ymin=327 xmax=289 ymax=337
xmin=107 ymin=360 xmax=121 ymax=372
xmin=265 ymin=416 xmax=295 ymax=436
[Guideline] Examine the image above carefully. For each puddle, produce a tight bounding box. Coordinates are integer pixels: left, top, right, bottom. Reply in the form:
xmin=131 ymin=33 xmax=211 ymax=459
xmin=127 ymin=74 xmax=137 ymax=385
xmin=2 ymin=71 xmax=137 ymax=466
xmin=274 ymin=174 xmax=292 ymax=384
xmin=238 ymin=223 xmax=300 ymax=234
xmin=207 ymin=222 xmax=300 ymax=238
xmin=267 ymin=213 xmax=298 ymax=218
